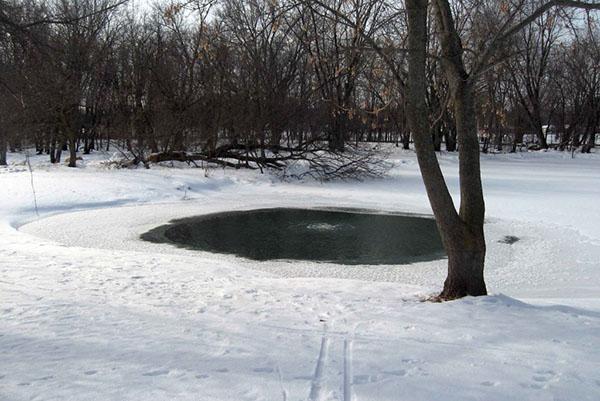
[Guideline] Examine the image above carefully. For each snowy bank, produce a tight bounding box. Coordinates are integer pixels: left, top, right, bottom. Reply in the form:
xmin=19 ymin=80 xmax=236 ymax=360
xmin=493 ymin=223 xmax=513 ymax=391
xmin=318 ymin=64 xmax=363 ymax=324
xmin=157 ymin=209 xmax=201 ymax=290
xmin=1 ymin=149 xmax=600 ymax=400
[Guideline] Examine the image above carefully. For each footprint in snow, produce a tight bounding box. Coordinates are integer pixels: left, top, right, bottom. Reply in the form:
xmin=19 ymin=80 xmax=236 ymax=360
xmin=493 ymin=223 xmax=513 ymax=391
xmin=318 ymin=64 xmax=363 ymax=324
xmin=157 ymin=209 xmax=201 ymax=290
xmin=532 ymin=369 xmax=557 ymax=383
xmin=142 ymin=369 xmax=170 ymax=377
xmin=383 ymin=369 xmax=407 ymax=377
xmin=518 ymin=371 xmax=557 ymax=391
xmin=84 ymin=370 xmax=98 ymax=376
xmin=253 ymin=367 xmax=274 ymax=373
xmin=353 ymin=374 xmax=383 ymax=385
xmin=520 ymin=382 xmax=544 ymax=390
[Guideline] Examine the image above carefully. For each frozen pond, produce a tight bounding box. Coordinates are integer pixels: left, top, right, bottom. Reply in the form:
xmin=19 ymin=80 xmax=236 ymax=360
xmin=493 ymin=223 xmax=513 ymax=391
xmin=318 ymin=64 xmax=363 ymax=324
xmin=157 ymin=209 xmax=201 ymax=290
xmin=141 ymin=208 xmax=445 ymax=265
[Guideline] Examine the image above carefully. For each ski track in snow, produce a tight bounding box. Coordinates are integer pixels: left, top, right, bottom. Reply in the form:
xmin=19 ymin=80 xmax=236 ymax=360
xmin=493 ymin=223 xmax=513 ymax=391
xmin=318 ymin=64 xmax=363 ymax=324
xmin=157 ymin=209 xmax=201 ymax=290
xmin=1 ymin=149 xmax=600 ymax=400
xmin=343 ymin=339 xmax=354 ymax=401
xmin=308 ymin=323 xmax=330 ymax=401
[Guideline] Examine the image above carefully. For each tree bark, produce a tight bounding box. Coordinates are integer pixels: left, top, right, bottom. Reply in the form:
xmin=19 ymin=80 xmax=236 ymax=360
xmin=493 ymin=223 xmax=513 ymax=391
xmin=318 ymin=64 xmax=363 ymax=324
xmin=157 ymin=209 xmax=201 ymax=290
xmin=55 ymin=145 xmax=63 ymax=164
xmin=0 ymin=132 xmax=7 ymax=166
xmin=406 ymin=0 xmax=486 ymax=300
xmin=0 ymin=133 xmax=8 ymax=166
xmin=443 ymin=85 xmax=487 ymax=298
xmin=535 ymin=121 xmax=548 ymax=149
xmin=50 ymin=138 xmax=57 ymax=164
xmin=406 ymin=0 xmax=454 ymax=231
xmin=432 ymin=125 xmax=442 ymax=151
xmin=495 ymin=131 xmax=504 ymax=152
xmin=426 ymin=0 xmax=488 ymax=299
xmin=328 ymin=114 xmax=346 ymax=152
xmin=84 ymin=136 xmax=91 ymax=154
xmin=68 ymin=136 xmax=77 ymax=168
xmin=445 ymin=120 xmax=457 ymax=152
xmin=402 ymin=132 xmax=411 ymax=150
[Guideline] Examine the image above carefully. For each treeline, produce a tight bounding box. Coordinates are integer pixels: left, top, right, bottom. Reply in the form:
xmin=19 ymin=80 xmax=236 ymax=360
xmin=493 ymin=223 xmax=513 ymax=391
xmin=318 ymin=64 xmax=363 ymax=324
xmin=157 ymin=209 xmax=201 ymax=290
xmin=0 ymin=0 xmax=598 ymax=171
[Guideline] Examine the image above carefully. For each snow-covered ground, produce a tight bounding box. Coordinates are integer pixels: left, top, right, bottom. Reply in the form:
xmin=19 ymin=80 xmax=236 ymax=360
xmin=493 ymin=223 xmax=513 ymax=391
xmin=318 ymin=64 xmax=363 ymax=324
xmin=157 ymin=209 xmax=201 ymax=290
xmin=1 ymin=149 xmax=599 ymax=401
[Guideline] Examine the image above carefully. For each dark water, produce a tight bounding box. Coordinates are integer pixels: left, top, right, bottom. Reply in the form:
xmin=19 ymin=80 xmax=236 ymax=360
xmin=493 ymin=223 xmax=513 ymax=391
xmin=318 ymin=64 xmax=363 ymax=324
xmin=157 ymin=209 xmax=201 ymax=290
xmin=141 ymin=208 xmax=445 ymax=265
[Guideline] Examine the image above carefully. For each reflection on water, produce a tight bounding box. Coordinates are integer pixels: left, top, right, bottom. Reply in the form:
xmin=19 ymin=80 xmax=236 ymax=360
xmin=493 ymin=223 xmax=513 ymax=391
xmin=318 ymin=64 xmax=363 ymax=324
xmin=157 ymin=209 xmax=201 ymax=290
xmin=303 ymin=222 xmax=355 ymax=231
xmin=141 ymin=208 xmax=445 ymax=265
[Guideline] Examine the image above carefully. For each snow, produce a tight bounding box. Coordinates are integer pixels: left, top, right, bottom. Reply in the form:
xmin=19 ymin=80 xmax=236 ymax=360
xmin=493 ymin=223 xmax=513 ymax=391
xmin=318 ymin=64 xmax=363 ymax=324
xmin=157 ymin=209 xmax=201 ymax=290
xmin=1 ymin=149 xmax=600 ymax=400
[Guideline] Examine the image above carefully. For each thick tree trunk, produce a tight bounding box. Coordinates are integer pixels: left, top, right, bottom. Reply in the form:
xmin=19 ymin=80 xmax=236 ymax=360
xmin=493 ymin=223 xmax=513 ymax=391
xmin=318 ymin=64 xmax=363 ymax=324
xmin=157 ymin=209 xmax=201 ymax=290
xmin=437 ymin=82 xmax=487 ymax=299
xmin=406 ymin=0 xmax=485 ymax=300
xmin=442 ymin=228 xmax=487 ymax=298
xmin=436 ymin=0 xmax=487 ymax=298
xmin=407 ymin=0 xmax=486 ymax=299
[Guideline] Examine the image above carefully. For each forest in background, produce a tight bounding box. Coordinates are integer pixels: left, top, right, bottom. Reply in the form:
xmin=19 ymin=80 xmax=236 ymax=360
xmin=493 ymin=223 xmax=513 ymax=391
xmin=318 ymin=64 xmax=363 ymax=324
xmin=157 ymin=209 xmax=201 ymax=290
xmin=0 ymin=0 xmax=598 ymax=176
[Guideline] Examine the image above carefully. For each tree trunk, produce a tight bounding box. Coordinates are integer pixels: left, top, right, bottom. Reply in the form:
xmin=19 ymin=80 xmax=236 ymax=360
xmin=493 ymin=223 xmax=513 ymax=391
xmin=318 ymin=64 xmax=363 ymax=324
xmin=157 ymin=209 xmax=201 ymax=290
xmin=68 ymin=137 xmax=77 ymax=168
xmin=535 ymin=123 xmax=548 ymax=149
xmin=406 ymin=0 xmax=485 ymax=300
xmin=445 ymin=123 xmax=457 ymax=152
xmin=328 ymin=115 xmax=346 ymax=152
xmin=441 ymin=83 xmax=487 ymax=299
xmin=0 ymin=133 xmax=7 ymax=166
xmin=402 ymin=132 xmax=411 ymax=150
xmin=582 ymin=117 xmax=597 ymax=153
xmin=432 ymin=125 xmax=442 ymax=151
xmin=481 ymin=136 xmax=489 ymax=153
xmin=443 ymin=227 xmax=487 ymax=298
xmin=495 ymin=131 xmax=504 ymax=152
xmin=511 ymin=134 xmax=518 ymax=153
xmin=50 ymin=139 xmax=57 ymax=163
xmin=431 ymin=0 xmax=487 ymax=299
xmin=84 ymin=136 xmax=91 ymax=154
xmin=55 ymin=143 xmax=63 ymax=164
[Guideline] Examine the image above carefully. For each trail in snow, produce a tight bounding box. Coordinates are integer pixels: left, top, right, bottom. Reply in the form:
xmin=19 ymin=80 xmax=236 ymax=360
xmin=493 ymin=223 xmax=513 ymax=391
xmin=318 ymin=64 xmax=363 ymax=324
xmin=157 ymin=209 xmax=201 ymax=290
xmin=308 ymin=323 xmax=330 ymax=401
xmin=343 ymin=339 xmax=354 ymax=401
